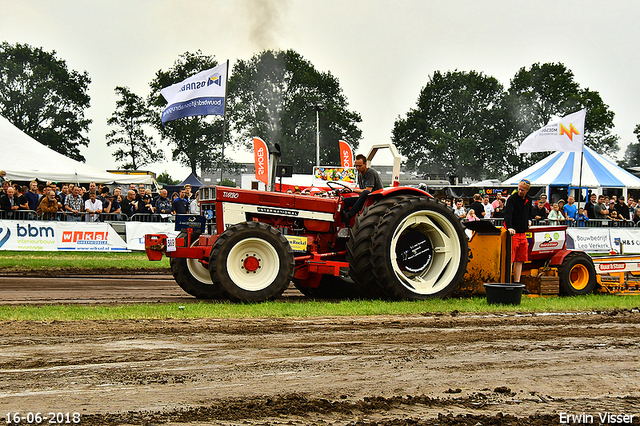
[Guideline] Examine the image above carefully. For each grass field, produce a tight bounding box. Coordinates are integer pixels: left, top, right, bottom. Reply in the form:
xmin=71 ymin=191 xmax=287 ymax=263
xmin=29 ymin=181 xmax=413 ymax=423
xmin=0 ymin=251 xmax=638 ymax=321
xmin=0 ymin=250 xmax=169 ymax=270
xmin=0 ymin=294 xmax=638 ymax=321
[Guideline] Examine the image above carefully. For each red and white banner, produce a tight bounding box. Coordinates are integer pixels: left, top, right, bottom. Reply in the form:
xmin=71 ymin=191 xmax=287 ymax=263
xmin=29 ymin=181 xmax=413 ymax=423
xmin=253 ymin=137 xmax=269 ymax=186
xmin=338 ymin=140 xmax=354 ymax=168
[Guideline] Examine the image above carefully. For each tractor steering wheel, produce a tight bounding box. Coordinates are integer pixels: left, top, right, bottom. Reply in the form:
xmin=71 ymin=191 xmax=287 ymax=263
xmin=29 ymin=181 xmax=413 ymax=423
xmin=326 ymin=181 xmax=353 ymax=195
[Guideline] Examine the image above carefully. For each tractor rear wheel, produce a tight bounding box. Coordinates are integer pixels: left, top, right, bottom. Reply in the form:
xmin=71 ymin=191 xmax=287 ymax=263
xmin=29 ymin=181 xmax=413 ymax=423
xmin=371 ymin=197 xmax=469 ymax=300
xmin=170 ymin=232 xmax=227 ymax=299
xmin=558 ymin=252 xmax=597 ymax=295
xmin=347 ymin=196 xmax=407 ymax=299
xmin=209 ymin=222 xmax=294 ymax=302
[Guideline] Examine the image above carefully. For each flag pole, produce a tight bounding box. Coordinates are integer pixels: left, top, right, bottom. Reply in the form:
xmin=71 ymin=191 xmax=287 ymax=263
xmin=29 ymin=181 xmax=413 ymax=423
xmin=576 ymin=112 xmax=586 ymax=210
xmin=220 ymin=59 xmax=230 ymax=183
xmin=577 ymin=149 xmax=585 ymax=209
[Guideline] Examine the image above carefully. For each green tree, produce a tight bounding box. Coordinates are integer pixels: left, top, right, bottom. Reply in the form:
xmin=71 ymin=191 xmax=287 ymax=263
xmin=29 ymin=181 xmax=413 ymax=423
xmin=0 ymin=41 xmax=91 ymax=161
xmin=148 ymin=50 xmax=227 ymax=176
xmin=392 ymin=70 xmax=516 ymax=180
xmin=228 ymin=50 xmax=362 ymax=173
xmin=507 ymin=62 xmax=619 ymax=166
xmin=618 ymin=124 xmax=640 ymax=169
xmin=106 ymin=86 xmax=163 ymax=170
xmin=156 ymin=170 xmax=180 ymax=185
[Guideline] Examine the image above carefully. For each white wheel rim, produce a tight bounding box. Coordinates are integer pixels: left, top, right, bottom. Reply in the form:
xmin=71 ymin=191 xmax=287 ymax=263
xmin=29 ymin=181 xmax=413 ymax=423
xmin=186 ymin=241 xmax=213 ymax=284
xmin=226 ymin=237 xmax=280 ymax=291
xmin=389 ymin=209 xmax=462 ymax=295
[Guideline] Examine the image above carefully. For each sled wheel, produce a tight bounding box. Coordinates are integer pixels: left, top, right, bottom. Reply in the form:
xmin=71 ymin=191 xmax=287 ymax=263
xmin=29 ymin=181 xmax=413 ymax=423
xmin=209 ymin=222 xmax=294 ymax=302
xmin=558 ymin=252 xmax=597 ymax=295
xmin=347 ymin=196 xmax=407 ymax=299
xmin=372 ymin=197 xmax=469 ymax=300
xmin=170 ymin=233 xmax=227 ymax=299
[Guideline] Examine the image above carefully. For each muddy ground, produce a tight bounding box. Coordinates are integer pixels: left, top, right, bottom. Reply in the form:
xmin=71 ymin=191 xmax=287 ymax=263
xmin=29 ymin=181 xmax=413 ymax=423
xmin=1 ymin=272 xmax=639 ymax=425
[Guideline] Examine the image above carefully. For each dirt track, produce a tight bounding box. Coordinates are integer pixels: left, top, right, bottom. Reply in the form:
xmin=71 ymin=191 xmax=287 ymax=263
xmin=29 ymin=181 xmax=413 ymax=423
xmin=1 ymin=273 xmax=640 ymax=425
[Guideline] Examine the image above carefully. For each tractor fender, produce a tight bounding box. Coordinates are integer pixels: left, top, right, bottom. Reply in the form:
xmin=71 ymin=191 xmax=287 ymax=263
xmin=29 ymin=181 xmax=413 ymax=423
xmin=370 ymin=186 xmax=433 ymax=200
xmin=549 ymin=249 xmax=582 ymax=266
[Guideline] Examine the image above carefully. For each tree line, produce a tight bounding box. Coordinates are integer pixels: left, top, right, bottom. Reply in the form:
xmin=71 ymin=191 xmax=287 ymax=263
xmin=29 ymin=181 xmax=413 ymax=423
xmin=1 ymin=41 xmax=638 ymax=180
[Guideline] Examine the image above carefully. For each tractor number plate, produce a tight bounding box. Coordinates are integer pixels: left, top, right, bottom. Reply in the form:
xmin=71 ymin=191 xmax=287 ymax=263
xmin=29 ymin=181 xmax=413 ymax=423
xmin=285 ymin=235 xmax=308 ymax=253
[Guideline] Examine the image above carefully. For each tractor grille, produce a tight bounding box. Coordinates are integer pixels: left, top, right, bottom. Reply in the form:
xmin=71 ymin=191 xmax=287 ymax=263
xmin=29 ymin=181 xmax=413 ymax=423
xmin=199 ymin=186 xmax=216 ymax=201
xmin=198 ymin=187 xmax=217 ymax=235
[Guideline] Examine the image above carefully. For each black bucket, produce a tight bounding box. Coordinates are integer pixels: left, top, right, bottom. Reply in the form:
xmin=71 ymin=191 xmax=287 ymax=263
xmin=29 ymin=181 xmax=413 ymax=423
xmin=483 ymin=283 xmax=526 ymax=305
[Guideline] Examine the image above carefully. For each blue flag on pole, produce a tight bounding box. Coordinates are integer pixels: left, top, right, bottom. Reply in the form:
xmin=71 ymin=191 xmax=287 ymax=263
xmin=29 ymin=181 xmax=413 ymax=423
xmin=160 ymin=62 xmax=227 ymax=124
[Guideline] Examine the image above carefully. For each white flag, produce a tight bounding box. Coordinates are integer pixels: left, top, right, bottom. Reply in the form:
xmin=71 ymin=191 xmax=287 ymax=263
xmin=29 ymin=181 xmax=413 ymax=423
xmin=518 ymin=109 xmax=586 ymax=153
xmin=160 ymin=62 xmax=227 ymax=124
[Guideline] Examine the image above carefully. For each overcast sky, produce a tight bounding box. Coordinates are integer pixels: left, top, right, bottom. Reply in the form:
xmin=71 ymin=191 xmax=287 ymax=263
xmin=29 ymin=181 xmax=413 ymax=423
xmin=2 ymin=0 xmax=639 ymax=180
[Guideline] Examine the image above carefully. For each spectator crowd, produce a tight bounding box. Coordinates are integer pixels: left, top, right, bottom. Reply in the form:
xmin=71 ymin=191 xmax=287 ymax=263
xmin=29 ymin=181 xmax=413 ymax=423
xmin=444 ymin=191 xmax=640 ymax=227
xmin=1 ymin=171 xmax=640 ymax=227
xmin=0 ymin=174 xmax=201 ymax=221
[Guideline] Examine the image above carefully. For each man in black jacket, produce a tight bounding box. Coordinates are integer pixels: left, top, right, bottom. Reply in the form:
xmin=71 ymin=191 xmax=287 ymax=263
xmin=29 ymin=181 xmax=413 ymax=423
xmin=614 ymin=196 xmax=631 ymax=220
xmin=0 ymin=186 xmax=19 ymax=218
xmin=504 ymin=179 xmax=533 ymax=283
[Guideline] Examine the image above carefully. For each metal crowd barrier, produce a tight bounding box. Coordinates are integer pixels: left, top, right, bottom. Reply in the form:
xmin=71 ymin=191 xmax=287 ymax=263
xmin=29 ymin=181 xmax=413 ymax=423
xmin=0 ymin=210 xmax=181 ymax=222
xmin=0 ymin=210 xmax=38 ymax=220
xmin=130 ymin=213 xmax=173 ymax=222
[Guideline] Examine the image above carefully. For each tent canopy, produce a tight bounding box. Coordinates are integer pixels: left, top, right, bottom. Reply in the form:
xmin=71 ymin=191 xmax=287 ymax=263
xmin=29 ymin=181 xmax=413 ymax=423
xmin=503 ymin=146 xmax=640 ymax=189
xmin=161 ymin=172 xmax=204 ymax=196
xmin=179 ymin=172 xmax=203 ymax=188
xmin=0 ymin=115 xmax=154 ymax=185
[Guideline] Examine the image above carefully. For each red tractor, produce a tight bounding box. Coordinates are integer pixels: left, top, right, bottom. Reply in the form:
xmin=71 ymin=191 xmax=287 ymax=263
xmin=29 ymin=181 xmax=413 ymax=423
xmin=145 ymin=144 xmax=469 ymax=302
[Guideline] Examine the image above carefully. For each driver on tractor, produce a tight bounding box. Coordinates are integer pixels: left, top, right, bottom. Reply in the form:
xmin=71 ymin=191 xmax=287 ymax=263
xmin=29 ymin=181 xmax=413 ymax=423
xmin=341 ymin=153 xmax=383 ymax=224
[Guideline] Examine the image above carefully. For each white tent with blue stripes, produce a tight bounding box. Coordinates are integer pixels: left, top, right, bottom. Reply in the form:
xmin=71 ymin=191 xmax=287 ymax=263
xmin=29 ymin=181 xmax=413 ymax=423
xmin=503 ymin=146 xmax=640 ymax=189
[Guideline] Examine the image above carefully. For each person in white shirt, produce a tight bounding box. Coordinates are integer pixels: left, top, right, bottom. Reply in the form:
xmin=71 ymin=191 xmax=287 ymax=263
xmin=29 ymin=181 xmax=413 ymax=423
xmin=84 ymin=191 xmax=103 ymax=222
xmin=453 ymin=199 xmax=466 ymax=219
xmin=482 ymin=196 xmax=494 ymax=219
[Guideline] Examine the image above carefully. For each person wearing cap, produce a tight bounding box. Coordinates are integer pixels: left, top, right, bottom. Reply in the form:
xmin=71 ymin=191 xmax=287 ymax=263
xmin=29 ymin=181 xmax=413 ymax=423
xmin=137 ymin=194 xmax=155 ymax=215
xmin=613 ymin=196 xmax=631 ymax=220
xmin=504 ymin=179 xmax=534 ymax=284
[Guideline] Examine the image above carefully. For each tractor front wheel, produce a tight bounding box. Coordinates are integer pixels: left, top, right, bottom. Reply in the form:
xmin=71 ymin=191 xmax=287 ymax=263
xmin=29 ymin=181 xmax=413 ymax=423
xmin=209 ymin=222 xmax=294 ymax=302
xmin=170 ymin=232 xmax=227 ymax=299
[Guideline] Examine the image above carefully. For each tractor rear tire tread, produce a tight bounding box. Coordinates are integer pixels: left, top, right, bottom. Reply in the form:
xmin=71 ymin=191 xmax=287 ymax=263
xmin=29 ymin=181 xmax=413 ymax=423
xmin=346 ymin=196 xmax=406 ymax=299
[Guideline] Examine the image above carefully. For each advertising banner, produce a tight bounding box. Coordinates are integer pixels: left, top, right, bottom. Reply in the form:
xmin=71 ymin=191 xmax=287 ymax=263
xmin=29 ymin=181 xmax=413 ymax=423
xmin=253 ymin=137 xmax=269 ymax=186
xmin=125 ymin=222 xmax=177 ymax=251
xmin=0 ymin=220 xmax=127 ymax=251
xmin=338 ymin=140 xmax=353 ymax=168
xmin=609 ymin=228 xmax=640 ymax=254
xmin=566 ymin=228 xmax=611 ymax=252
xmin=57 ymin=222 xmax=127 ymax=251
xmin=160 ymin=62 xmax=227 ymax=124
